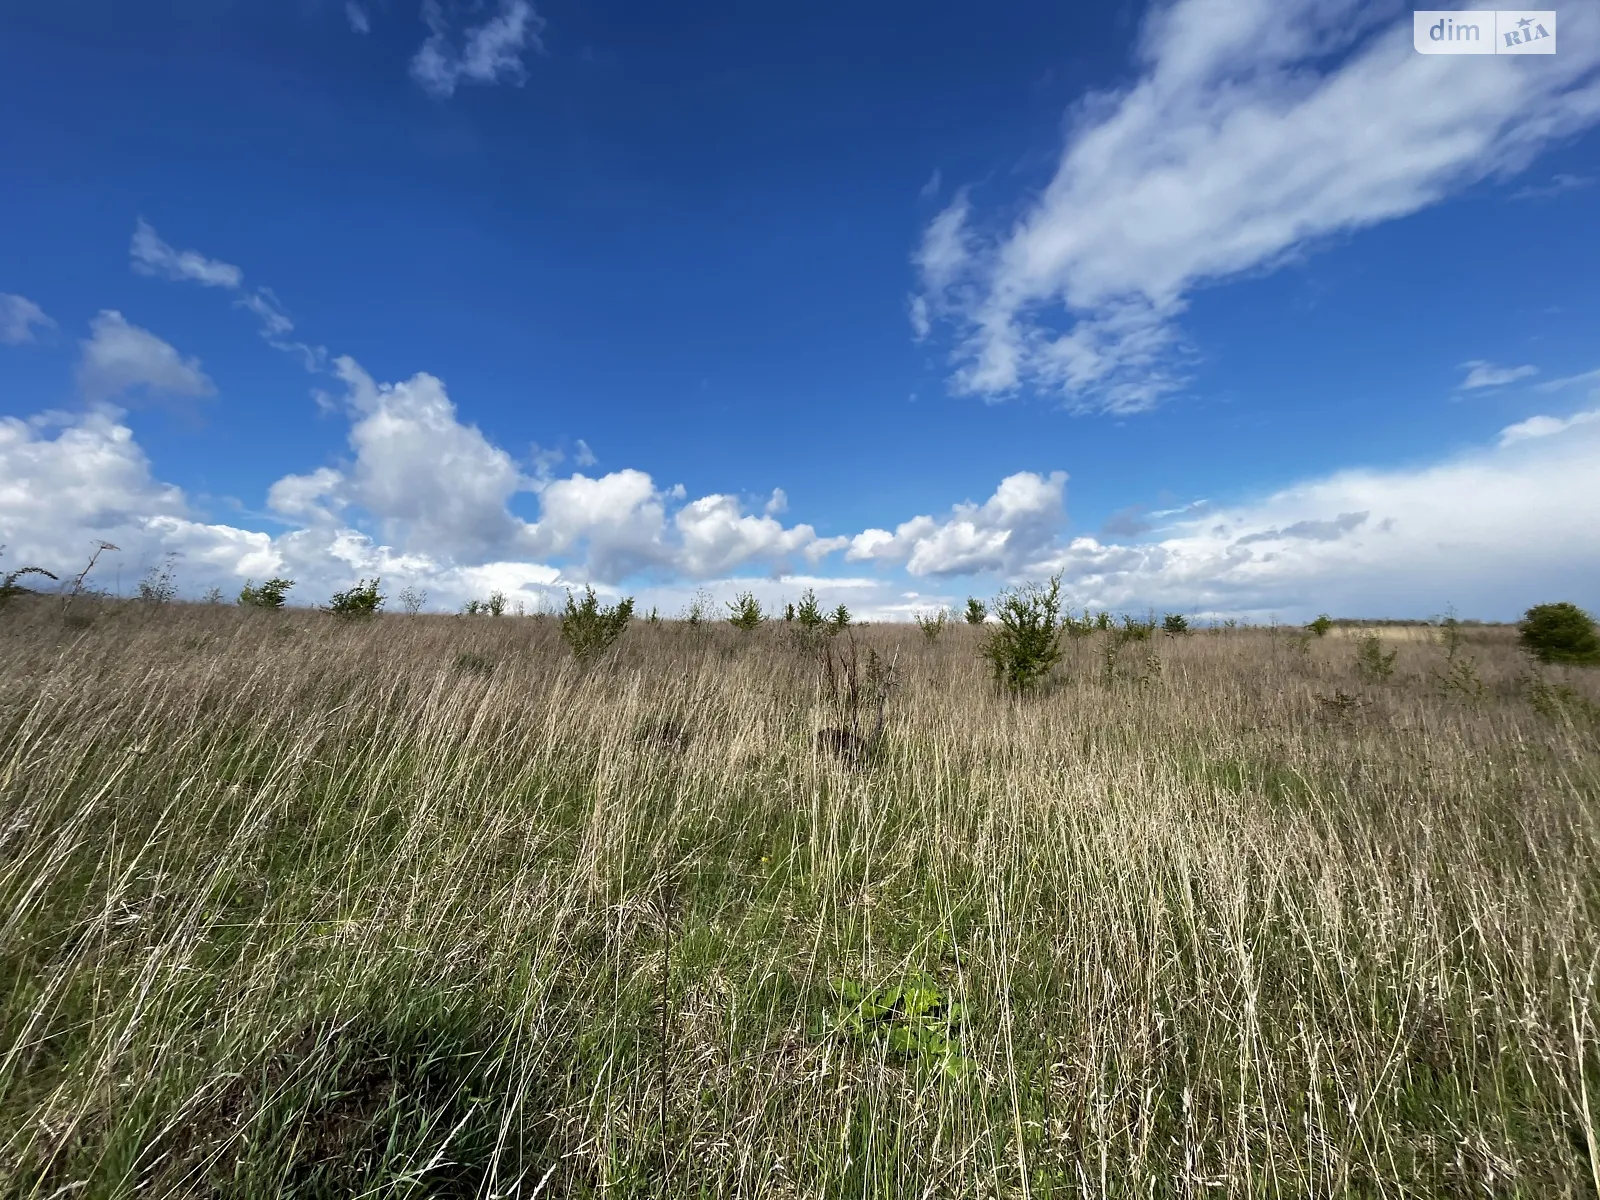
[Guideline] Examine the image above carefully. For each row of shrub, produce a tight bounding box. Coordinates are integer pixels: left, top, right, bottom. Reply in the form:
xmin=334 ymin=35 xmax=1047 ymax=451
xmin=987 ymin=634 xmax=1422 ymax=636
xmin=6 ymin=547 xmax=1597 ymax=678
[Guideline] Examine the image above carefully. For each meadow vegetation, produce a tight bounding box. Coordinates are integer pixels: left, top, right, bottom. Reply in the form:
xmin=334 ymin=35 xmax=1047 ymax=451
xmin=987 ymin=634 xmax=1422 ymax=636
xmin=1 ymin=591 xmax=1599 ymax=1197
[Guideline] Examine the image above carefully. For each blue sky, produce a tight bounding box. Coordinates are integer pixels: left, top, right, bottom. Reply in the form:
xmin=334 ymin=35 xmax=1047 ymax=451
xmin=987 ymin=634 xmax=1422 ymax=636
xmin=2 ymin=0 xmax=1598 ymax=621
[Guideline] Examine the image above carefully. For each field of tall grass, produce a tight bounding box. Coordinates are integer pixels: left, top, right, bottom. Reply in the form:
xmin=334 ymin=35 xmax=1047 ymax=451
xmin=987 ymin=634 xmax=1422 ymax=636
xmin=2 ymin=598 xmax=1599 ymax=1197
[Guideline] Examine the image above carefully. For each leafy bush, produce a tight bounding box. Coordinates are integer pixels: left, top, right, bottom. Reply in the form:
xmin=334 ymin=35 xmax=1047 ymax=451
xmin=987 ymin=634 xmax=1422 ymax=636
xmin=326 ymin=578 xmax=384 ymax=619
xmin=1162 ymin=613 xmax=1189 ymax=636
xmin=1117 ymin=614 xmax=1156 ymax=643
xmin=817 ymin=973 xmax=971 ymax=1080
xmin=683 ymin=588 xmax=714 ymax=629
xmin=137 ymin=554 xmax=179 ymax=605
xmin=913 ymin=608 xmax=948 ymax=642
xmin=202 ymin=586 xmax=224 ymax=605
xmin=727 ymin=591 xmax=764 ymax=631
xmin=560 ymin=586 xmax=634 ymax=661
xmin=963 ymin=597 xmax=987 ymax=625
xmin=239 ymin=578 xmax=294 ymax=609
xmin=486 ymin=591 xmax=508 ymax=617
xmin=980 ymin=575 xmax=1066 ymax=694
xmin=1307 ymin=614 xmax=1333 ymax=638
xmin=1355 ymin=632 xmax=1397 ymax=681
xmin=396 ymin=586 xmax=427 ymax=616
xmin=1519 ymin=602 xmax=1600 ymax=666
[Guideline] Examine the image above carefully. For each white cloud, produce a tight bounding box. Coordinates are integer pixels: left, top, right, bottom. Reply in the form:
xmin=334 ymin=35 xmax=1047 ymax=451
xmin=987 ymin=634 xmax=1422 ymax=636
xmin=6 ymin=370 xmax=1599 ymax=619
xmin=1498 ymin=407 xmax=1600 ymax=446
xmin=1510 ymin=172 xmax=1593 ymax=201
xmin=847 ymin=471 xmax=1068 ymax=576
xmin=1459 ymin=360 xmax=1538 ymax=390
xmin=673 ymin=494 xmax=846 ymax=577
xmin=1029 ymin=417 xmax=1600 ymax=619
xmin=345 ymin=2 xmax=371 ymax=34
xmin=256 ymin=358 xmax=848 ymax=584
xmin=1534 ymin=367 xmax=1600 ymax=394
xmin=573 ymin=438 xmax=597 ymax=467
xmin=130 ymin=219 xmax=243 ymax=289
xmin=1 ymin=294 xmax=55 ymax=345
xmin=916 ymin=0 xmax=1600 ymax=412
xmin=130 ymin=220 xmax=324 ymax=371
xmin=411 ymin=0 xmax=545 ymax=99
xmin=76 ymin=311 xmax=215 ymax=404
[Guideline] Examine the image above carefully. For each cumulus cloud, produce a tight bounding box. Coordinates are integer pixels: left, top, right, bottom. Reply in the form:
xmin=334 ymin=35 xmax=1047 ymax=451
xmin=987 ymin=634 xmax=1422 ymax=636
xmin=915 ymin=0 xmax=1600 ymax=412
xmin=76 ymin=311 xmax=215 ymax=404
xmin=847 ymin=471 xmax=1068 ymax=576
xmin=411 ymin=0 xmax=545 ymax=99
xmin=0 ymin=294 xmax=55 ymax=345
xmin=257 ymin=358 xmax=849 ymax=584
xmin=1459 ymin=360 xmax=1538 ymax=390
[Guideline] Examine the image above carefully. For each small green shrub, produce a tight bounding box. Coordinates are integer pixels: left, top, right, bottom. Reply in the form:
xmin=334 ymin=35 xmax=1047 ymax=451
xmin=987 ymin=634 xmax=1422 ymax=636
xmin=239 ymin=577 xmax=294 ymax=609
xmin=1355 ymin=632 xmax=1397 ymax=681
xmin=795 ymin=589 xmax=827 ymax=633
xmin=783 ymin=602 xmax=796 ymax=622
xmin=137 ymin=553 xmax=179 ymax=605
xmin=1435 ymin=606 xmax=1466 ymax=661
xmin=326 ymin=578 xmax=384 ymax=619
xmin=727 ymin=591 xmax=764 ymax=631
xmin=981 ymin=575 xmax=1066 ymax=694
xmin=914 ymin=608 xmax=948 ymax=642
xmin=963 ymin=597 xmax=987 ymax=625
xmin=817 ymin=974 xmax=971 ymax=1080
xmin=1307 ymin=614 xmax=1333 ymax=638
xmin=202 ymin=586 xmax=225 ymax=605
xmin=829 ymin=603 xmax=851 ymax=632
xmin=1162 ymin=613 xmax=1189 ymax=636
xmin=486 ymin=590 xmax=507 ymax=617
xmin=397 ymin=586 xmax=427 ymax=616
xmin=1117 ymin=614 xmax=1156 ymax=643
xmin=683 ymin=588 xmax=714 ymax=629
xmin=1519 ymin=602 xmax=1600 ymax=666
xmin=560 ymin=586 xmax=634 ymax=661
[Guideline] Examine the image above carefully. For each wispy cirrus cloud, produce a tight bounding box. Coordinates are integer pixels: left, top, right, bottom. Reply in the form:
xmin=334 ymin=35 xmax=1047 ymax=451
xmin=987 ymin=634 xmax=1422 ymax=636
xmin=1510 ymin=172 xmax=1593 ymax=201
xmin=1459 ymin=360 xmax=1538 ymax=390
xmin=913 ymin=0 xmax=1600 ymax=414
xmin=410 ymin=0 xmax=545 ymax=99
xmin=129 ymin=219 xmax=323 ymax=371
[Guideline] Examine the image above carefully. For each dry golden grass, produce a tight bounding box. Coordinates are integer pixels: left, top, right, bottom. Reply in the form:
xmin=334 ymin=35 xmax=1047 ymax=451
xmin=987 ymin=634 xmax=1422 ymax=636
xmin=1 ymin=598 xmax=1598 ymax=1198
